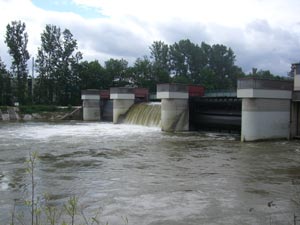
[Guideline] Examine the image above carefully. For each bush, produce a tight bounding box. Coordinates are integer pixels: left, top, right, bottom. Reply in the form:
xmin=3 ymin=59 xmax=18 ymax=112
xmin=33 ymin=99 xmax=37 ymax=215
xmin=19 ymin=105 xmax=60 ymax=114
xmin=0 ymin=106 xmax=8 ymax=111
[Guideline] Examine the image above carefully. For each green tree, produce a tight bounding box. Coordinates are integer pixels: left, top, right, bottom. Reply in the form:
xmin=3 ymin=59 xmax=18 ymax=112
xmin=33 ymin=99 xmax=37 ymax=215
xmin=104 ymin=58 xmax=129 ymax=87
xmin=57 ymin=29 xmax=82 ymax=105
xmin=5 ymin=20 xmax=30 ymax=104
xmin=208 ymin=44 xmax=242 ymax=89
xmin=130 ymin=56 xmax=155 ymax=90
xmin=35 ymin=24 xmax=82 ymax=105
xmin=148 ymin=39 xmax=244 ymax=89
xmin=0 ymin=58 xmax=12 ymax=105
xmin=149 ymin=41 xmax=170 ymax=87
xmin=35 ymin=24 xmax=61 ymax=104
xmin=247 ymin=68 xmax=283 ymax=80
xmin=169 ymin=39 xmax=194 ymax=82
xmin=78 ymin=60 xmax=108 ymax=90
xmin=169 ymin=39 xmax=211 ymax=84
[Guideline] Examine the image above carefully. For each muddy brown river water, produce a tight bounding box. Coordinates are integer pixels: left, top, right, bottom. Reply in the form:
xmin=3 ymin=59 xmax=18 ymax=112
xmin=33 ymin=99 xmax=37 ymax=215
xmin=0 ymin=122 xmax=300 ymax=224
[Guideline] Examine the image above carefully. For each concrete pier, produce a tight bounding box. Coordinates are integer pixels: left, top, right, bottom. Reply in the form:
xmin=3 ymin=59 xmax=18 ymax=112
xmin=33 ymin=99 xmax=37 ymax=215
xmin=291 ymin=63 xmax=300 ymax=138
xmin=81 ymin=89 xmax=101 ymax=121
xmin=157 ymin=83 xmax=189 ymax=132
xmin=237 ymin=78 xmax=293 ymax=141
xmin=110 ymin=87 xmax=135 ymax=124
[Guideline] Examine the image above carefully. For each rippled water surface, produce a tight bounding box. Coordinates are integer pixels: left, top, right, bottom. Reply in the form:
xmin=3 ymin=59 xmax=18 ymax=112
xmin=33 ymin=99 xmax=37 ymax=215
xmin=1 ymin=122 xmax=300 ymax=225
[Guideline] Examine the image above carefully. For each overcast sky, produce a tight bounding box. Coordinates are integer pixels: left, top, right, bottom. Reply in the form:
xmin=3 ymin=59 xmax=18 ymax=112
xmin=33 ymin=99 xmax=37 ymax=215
xmin=1 ymin=0 xmax=300 ymax=76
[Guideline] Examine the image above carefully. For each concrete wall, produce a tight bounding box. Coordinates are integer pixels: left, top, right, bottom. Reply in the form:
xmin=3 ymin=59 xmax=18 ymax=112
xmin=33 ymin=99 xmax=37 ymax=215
xmin=237 ymin=78 xmax=293 ymax=141
xmin=295 ymin=76 xmax=300 ymax=91
xmin=293 ymin=63 xmax=300 ymax=91
xmin=82 ymin=99 xmax=101 ymax=121
xmin=110 ymin=87 xmax=135 ymax=124
xmin=290 ymin=102 xmax=300 ymax=138
xmin=81 ymin=90 xmax=101 ymax=121
xmin=161 ymin=99 xmax=189 ymax=132
xmin=157 ymin=84 xmax=189 ymax=132
xmin=112 ymin=99 xmax=134 ymax=123
xmin=241 ymin=98 xmax=290 ymax=141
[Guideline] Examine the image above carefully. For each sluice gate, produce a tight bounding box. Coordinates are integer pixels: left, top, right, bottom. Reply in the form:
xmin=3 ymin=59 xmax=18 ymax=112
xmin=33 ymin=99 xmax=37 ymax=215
xmin=189 ymin=96 xmax=241 ymax=132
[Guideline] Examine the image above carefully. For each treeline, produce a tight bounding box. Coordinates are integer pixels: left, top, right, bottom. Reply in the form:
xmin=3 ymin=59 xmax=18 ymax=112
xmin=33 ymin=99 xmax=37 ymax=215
xmin=0 ymin=20 xmax=284 ymax=106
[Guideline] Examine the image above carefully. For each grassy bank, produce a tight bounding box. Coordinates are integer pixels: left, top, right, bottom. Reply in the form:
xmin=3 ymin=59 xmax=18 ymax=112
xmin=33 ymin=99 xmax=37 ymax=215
xmin=19 ymin=105 xmax=72 ymax=114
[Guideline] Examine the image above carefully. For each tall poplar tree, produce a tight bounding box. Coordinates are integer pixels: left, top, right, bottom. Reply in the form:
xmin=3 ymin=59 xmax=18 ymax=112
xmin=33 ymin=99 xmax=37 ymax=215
xmin=35 ymin=24 xmax=82 ymax=105
xmin=5 ymin=20 xmax=30 ymax=104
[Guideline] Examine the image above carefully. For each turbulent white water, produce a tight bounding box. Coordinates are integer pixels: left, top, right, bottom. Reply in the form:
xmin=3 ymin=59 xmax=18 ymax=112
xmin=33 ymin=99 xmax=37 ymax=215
xmin=0 ymin=122 xmax=300 ymax=225
xmin=124 ymin=102 xmax=161 ymax=127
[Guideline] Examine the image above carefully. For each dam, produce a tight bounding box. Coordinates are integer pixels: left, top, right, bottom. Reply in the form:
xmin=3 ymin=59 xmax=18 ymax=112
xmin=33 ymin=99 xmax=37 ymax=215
xmin=81 ymin=66 xmax=300 ymax=142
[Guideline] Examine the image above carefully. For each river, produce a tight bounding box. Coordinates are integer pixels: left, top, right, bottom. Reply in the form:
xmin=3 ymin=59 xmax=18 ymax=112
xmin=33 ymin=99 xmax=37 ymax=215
xmin=0 ymin=121 xmax=300 ymax=225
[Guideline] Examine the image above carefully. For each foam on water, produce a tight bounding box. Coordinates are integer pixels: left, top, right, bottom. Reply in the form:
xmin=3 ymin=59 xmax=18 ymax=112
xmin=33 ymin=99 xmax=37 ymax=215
xmin=2 ymin=122 xmax=160 ymax=140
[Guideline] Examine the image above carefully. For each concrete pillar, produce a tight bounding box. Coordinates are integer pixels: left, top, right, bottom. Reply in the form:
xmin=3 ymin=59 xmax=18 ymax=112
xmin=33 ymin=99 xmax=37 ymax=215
xmin=110 ymin=87 xmax=134 ymax=124
xmin=157 ymin=83 xmax=189 ymax=132
xmin=291 ymin=63 xmax=300 ymax=138
xmin=237 ymin=78 xmax=293 ymax=141
xmin=293 ymin=63 xmax=300 ymax=91
xmin=81 ymin=89 xmax=100 ymax=121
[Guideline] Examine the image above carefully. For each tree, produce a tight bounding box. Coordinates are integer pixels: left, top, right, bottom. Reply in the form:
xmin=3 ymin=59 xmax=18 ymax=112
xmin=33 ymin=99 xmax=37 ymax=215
xmin=35 ymin=25 xmax=82 ymax=105
xmin=149 ymin=41 xmax=170 ymax=86
xmin=0 ymin=58 xmax=12 ymax=105
xmin=104 ymin=58 xmax=129 ymax=87
xmin=78 ymin=60 xmax=107 ymax=90
xmin=35 ymin=24 xmax=61 ymax=104
xmin=5 ymin=20 xmax=30 ymax=104
xmin=130 ymin=56 xmax=155 ymax=90
xmin=148 ymin=39 xmax=243 ymax=89
xmin=246 ymin=68 xmax=283 ymax=80
xmin=208 ymin=44 xmax=242 ymax=89
xmin=169 ymin=39 xmax=210 ymax=84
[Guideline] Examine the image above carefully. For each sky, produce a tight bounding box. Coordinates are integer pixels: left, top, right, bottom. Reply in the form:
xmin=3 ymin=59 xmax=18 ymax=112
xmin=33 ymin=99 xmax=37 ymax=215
xmin=1 ymin=0 xmax=300 ymax=76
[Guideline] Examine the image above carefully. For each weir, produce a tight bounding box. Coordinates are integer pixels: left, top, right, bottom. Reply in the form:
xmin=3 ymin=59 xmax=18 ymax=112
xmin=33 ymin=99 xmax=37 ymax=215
xmin=124 ymin=102 xmax=161 ymax=127
xmin=79 ymin=72 xmax=300 ymax=141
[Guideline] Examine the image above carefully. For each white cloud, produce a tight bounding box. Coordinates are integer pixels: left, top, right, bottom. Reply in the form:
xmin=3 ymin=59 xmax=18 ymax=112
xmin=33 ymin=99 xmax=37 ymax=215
xmin=0 ymin=0 xmax=300 ymax=75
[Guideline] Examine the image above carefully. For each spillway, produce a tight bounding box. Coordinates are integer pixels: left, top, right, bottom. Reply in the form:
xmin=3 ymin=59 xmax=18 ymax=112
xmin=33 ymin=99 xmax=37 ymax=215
xmin=124 ymin=102 xmax=161 ymax=127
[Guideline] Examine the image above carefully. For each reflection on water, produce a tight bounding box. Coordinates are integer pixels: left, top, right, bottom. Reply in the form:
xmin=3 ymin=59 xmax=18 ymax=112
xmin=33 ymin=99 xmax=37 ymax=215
xmin=0 ymin=122 xmax=300 ymax=225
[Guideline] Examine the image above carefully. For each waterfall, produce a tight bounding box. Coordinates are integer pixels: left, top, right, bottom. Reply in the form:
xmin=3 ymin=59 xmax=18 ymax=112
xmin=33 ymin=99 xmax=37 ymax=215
xmin=124 ymin=102 xmax=161 ymax=127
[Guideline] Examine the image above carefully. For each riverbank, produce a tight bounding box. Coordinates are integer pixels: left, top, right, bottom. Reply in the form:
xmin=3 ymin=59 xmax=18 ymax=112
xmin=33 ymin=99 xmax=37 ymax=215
xmin=0 ymin=106 xmax=82 ymax=121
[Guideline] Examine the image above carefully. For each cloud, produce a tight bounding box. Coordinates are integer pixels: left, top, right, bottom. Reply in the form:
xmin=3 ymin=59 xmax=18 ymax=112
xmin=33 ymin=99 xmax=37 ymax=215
xmin=0 ymin=0 xmax=300 ymax=76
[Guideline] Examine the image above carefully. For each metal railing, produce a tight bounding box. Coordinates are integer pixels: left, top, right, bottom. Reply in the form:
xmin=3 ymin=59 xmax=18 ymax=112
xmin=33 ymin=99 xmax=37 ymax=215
xmin=204 ymin=90 xmax=237 ymax=97
xmin=237 ymin=78 xmax=293 ymax=90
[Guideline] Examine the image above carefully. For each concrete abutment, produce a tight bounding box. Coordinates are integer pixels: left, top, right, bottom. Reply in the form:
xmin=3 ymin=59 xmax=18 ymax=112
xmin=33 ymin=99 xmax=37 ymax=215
xmin=237 ymin=79 xmax=293 ymax=141
xmin=81 ymin=89 xmax=101 ymax=121
xmin=157 ymin=84 xmax=189 ymax=132
xmin=110 ymin=87 xmax=135 ymax=124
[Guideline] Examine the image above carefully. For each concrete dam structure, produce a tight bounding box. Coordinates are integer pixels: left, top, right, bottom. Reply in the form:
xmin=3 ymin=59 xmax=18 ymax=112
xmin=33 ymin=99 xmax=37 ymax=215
xmin=81 ymin=69 xmax=300 ymax=141
xmin=81 ymin=84 xmax=191 ymax=132
xmin=81 ymin=89 xmax=101 ymax=121
xmin=157 ymin=83 xmax=189 ymax=132
xmin=237 ymin=78 xmax=293 ymax=141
